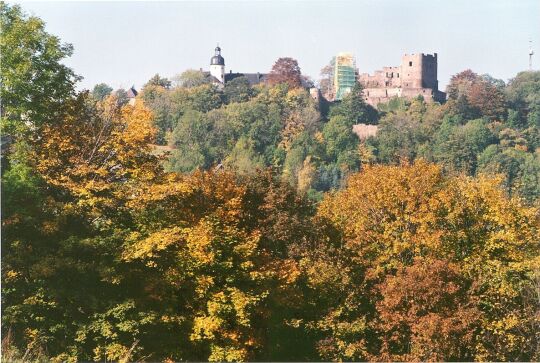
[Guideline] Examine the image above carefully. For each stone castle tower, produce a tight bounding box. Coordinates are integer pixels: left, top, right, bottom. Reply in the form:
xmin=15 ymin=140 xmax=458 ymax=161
xmin=400 ymin=53 xmax=438 ymax=90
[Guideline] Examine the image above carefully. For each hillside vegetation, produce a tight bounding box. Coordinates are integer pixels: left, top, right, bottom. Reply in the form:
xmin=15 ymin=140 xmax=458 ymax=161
xmin=1 ymin=4 xmax=539 ymax=362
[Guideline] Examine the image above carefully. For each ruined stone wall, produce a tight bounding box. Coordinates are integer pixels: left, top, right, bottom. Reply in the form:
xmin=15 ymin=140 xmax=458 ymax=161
xmin=359 ymin=53 xmax=444 ymax=106
xmin=359 ymin=66 xmax=401 ymax=88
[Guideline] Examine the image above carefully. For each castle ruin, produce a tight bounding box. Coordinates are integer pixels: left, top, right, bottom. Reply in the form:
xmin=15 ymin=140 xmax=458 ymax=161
xmin=358 ymin=53 xmax=446 ymax=106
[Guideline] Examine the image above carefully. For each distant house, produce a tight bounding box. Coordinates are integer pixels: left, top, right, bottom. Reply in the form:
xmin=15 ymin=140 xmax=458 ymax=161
xmin=127 ymin=86 xmax=138 ymax=98
xmin=127 ymin=86 xmax=138 ymax=106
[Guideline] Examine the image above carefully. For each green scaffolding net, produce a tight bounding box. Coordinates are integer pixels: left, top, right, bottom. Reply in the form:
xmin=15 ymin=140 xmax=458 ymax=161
xmin=334 ymin=53 xmax=356 ymax=100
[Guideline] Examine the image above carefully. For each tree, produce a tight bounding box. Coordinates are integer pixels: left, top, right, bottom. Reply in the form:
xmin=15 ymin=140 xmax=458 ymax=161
xmin=174 ymin=69 xmax=210 ymax=88
xmin=446 ymin=69 xmax=479 ymax=100
xmin=506 ymin=71 xmax=540 ymax=127
xmin=330 ymin=83 xmax=378 ymax=125
xmin=267 ymin=57 xmax=302 ymax=88
xmin=322 ymin=115 xmax=359 ymax=169
xmin=373 ymin=111 xmax=423 ymax=163
xmin=319 ymin=57 xmax=335 ymax=98
xmin=223 ymin=76 xmax=254 ymax=104
xmin=32 ymin=94 xmax=159 ymax=211
xmin=433 ymin=118 xmax=496 ymax=174
xmin=140 ymin=84 xmax=173 ymax=144
xmin=0 ymin=3 xmax=80 ymax=130
xmin=376 ymin=258 xmax=480 ymax=361
xmin=114 ymin=88 xmax=129 ymax=106
xmin=172 ymin=84 xmax=224 ymax=113
xmin=311 ymin=161 xmax=539 ymax=361
xmin=166 ymin=110 xmax=211 ymax=172
xmin=224 ymin=136 xmax=265 ymax=173
xmin=2 ymin=93 xmax=163 ymax=361
xmin=145 ymin=73 xmax=171 ymax=89
xmin=91 ymin=83 xmax=113 ymax=101
xmin=478 ymin=143 xmax=540 ymax=202
xmin=446 ymin=70 xmax=507 ymax=121
xmin=121 ymin=170 xmax=317 ymax=361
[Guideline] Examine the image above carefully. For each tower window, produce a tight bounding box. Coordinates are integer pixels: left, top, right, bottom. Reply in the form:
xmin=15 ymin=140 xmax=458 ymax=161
xmin=409 ymin=61 xmax=413 ymax=66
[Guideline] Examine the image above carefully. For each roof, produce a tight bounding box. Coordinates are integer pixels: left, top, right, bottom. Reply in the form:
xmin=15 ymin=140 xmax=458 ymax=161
xmin=224 ymin=72 xmax=267 ymax=86
xmin=127 ymin=86 xmax=138 ymax=98
xmin=211 ymin=55 xmax=225 ymax=66
xmin=209 ymin=75 xmax=222 ymax=83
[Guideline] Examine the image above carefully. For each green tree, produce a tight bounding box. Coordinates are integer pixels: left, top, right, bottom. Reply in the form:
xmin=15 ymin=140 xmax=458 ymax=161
xmin=322 ymin=115 xmax=360 ymax=170
xmin=145 ymin=73 xmax=172 ymax=89
xmin=141 ymin=84 xmax=173 ymax=144
xmin=0 ymin=3 xmax=80 ymax=131
xmin=224 ymin=136 xmax=265 ymax=173
xmin=166 ymin=110 xmax=212 ymax=172
xmin=224 ymin=76 xmax=255 ymax=103
xmin=114 ymin=88 xmax=129 ymax=106
xmin=433 ymin=118 xmax=496 ymax=174
xmin=371 ymin=112 xmax=422 ymax=163
xmin=506 ymin=71 xmax=540 ymax=127
xmin=330 ymin=83 xmax=378 ymax=125
xmin=91 ymin=83 xmax=113 ymax=101
xmin=478 ymin=144 xmax=540 ymax=202
xmin=174 ymin=69 xmax=210 ymax=88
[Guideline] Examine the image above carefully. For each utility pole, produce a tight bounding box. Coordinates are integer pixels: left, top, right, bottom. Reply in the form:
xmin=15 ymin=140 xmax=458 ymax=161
xmin=529 ymin=40 xmax=534 ymax=70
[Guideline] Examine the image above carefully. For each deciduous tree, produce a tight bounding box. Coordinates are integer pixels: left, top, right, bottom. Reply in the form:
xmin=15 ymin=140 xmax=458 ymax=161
xmin=267 ymin=57 xmax=302 ymax=88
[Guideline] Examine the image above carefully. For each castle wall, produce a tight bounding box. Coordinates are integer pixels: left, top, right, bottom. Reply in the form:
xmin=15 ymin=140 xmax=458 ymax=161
xmin=420 ymin=54 xmax=438 ymax=89
xmin=359 ymin=53 xmax=444 ymax=106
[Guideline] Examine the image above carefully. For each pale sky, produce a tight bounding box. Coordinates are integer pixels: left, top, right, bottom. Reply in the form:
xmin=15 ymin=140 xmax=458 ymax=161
xmin=13 ymin=0 xmax=540 ymax=92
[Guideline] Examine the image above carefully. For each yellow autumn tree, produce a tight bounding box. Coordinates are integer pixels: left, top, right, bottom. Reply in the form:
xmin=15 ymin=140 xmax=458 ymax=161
xmin=121 ymin=170 xmax=314 ymax=362
xmin=311 ymin=160 xmax=539 ymax=361
xmin=32 ymin=93 xmax=159 ymax=217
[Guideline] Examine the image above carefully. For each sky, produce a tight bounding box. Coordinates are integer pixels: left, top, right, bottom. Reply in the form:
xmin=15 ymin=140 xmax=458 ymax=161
xmin=13 ymin=0 xmax=540 ymax=92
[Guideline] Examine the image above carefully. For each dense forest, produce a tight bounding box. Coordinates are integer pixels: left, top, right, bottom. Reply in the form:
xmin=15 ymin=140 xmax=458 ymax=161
xmin=2 ymin=4 xmax=539 ymax=362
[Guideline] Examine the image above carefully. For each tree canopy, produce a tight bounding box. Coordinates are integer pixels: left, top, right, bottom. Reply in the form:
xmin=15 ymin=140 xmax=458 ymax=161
xmin=267 ymin=57 xmax=302 ymax=88
xmin=2 ymin=4 xmax=540 ymax=362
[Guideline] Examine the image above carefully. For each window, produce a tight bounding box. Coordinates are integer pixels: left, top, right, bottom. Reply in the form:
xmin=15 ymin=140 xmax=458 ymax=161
xmin=397 ymin=73 xmax=399 ymax=78
xmin=409 ymin=61 xmax=413 ymax=66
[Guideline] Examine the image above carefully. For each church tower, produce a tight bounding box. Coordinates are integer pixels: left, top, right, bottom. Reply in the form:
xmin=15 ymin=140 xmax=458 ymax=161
xmin=210 ymin=45 xmax=225 ymax=83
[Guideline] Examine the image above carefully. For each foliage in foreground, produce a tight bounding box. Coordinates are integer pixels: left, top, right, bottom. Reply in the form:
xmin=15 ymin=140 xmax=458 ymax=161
xmin=2 ymin=3 xmax=540 ymax=362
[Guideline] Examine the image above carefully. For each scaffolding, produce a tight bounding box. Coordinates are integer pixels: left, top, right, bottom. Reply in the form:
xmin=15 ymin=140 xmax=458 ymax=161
xmin=334 ymin=52 xmax=356 ymax=100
